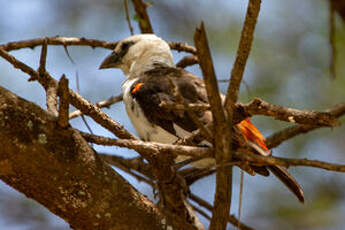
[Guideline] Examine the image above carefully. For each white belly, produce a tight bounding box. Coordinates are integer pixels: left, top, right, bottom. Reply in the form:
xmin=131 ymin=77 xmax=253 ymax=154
xmin=122 ymin=78 xmax=178 ymax=143
xmin=122 ymin=78 xmax=215 ymax=168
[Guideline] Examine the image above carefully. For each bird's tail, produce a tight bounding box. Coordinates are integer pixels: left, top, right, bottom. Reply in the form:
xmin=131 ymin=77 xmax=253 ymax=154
xmin=268 ymin=165 xmax=304 ymax=203
xmin=237 ymin=118 xmax=305 ymax=203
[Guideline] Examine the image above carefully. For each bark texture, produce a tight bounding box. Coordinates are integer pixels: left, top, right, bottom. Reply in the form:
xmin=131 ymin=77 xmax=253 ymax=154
xmin=0 ymin=86 xmax=169 ymax=230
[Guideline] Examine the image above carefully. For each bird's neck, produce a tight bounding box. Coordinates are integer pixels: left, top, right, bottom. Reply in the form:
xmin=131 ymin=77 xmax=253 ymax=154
xmin=125 ymin=52 xmax=174 ymax=78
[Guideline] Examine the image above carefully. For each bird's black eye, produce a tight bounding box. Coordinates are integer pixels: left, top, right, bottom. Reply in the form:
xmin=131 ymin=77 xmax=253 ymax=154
xmin=120 ymin=41 xmax=135 ymax=52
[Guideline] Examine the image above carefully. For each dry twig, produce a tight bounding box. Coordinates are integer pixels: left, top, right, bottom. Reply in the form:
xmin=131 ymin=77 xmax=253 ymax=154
xmin=266 ymin=102 xmax=345 ymax=149
xmin=238 ymin=98 xmax=339 ymax=126
xmin=176 ymin=55 xmax=199 ymax=68
xmin=0 ymin=47 xmax=137 ymax=140
xmin=329 ymin=1 xmax=336 ymax=79
xmin=69 ymin=94 xmax=123 ymax=119
xmin=131 ymin=0 xmax=154 ymax=33
xmin=57 ymin=75 xmax=70 ymax=128
xmin=189 ymin=194 xmax=254 ymax=230
xmin=124 ymin=0 xmax=134 ymax=35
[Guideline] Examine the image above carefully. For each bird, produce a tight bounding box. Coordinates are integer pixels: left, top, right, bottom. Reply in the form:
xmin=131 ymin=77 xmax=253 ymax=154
xmin=99 ymin=34 xmax=304 ymax=203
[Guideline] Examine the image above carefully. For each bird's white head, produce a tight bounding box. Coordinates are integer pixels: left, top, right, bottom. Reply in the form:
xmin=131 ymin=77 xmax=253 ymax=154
xmin=99 ymin=34 xmax=174 ymax=77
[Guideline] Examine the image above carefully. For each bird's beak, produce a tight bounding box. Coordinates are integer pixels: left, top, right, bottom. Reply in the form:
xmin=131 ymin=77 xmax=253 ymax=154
xmin=99 ymin=51 xmax=122 ymax=69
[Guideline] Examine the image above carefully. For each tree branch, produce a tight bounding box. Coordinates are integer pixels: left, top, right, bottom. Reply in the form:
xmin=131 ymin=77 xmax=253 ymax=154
xmin=189 ymin=194 xmax=255 ymax=230
xmin=0 ymin=46 xmax=203 ymax=230
xmin=81 ymin=132 xmax=211 ymax=158
xmin=238 ymin=97 xmax=339 ymax=126
xmin=0 ymin=47 xmax=137 ymax=140
xmin=224 ymin=0 xmax=261 ymax=110
xmin=0 ymin=36 xmax=197 ymax=55
xmin=124 ymin=0 xmax=134 ymax=35
xmin=233 ymin=151 xmax=345 ymax=172
xmin=57 ymin=75 xmax=70 ymax=128
xmin=69 ymin=94 xmax=123 ymax=119
xmin=266 ymin=102 xmax=345 ymax=149
xmin=194 ymin=22 xmax=232 ymax=230
xmin=0 ymin=86 xmax=170 ymax=230
xmin=131 ymin=0 xmax=154 ymax=33
xmin=176 ymin=55 xmax=199 ymax=68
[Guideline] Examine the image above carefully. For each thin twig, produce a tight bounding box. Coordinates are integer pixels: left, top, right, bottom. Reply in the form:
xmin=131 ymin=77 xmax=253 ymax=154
xmin=234 ymin=151 xmax=345 ymax=172
xmin=124 ymin=0 xmax=134 ymax=35
xmin=237 ymin=171 xmax=244 ymax=230
xmin=189 ymin=193 xmax=254 ymax=230
xmin=1 ymin=36 xmax=117 ymax=51
xmin=37 ymin=41 xmax=58 ymax=116
xmin=224 ymin=0 xmax=261 ymax=111
xmin=75 ymin=71 xmax=94 ymax=136
xmin=238 ymin=97 xmax=339 ymax=127
xmin=131 ymin=0 xmax=153 ymax=33
xmin=99 ymin=153 xmax=154 ymax=185
xmin=99 ymin=154 xmax=154 ymax=179
xmin=1 ymin=36 xmax=197 ymax=55
xmin=69 ymin=94 xmax=123 ymax=119
xmin=0 ymin=47 xmax=137 ymax=140
xmin=329 ymin=1 xmax=336 ymax=79
xmin=38 ymin=39 xmax=47 ymax=79
xmin=81 ymin=132 xmax=211 ymax=158
xmin=57 ymin=75 xmax=70 ymax=128
xmin=190 ymin=203 xmax=211 ymax=220
xmin=169 ymin=78 xmax=212 ymax=140
xmin=266 ymin=102 xmax=345 ymax=149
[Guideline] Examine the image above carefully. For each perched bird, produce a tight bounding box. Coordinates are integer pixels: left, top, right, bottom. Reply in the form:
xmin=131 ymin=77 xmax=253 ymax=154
xmin=99 ymin=34 xmax=304 ymax=203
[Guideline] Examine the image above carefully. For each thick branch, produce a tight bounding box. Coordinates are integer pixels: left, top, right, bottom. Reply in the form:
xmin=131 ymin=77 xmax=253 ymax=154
xmin=194 ymin=22 xmax=232 ymax=230
xmin=0 ymin=47 xmax=202 ymax=230
xmin=0 ymin=86 xmax=169 ymax=230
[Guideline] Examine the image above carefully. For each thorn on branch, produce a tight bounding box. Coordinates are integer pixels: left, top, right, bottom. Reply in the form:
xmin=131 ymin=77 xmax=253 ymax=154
xmin=36 ymin=38 xmax=48 ymax=81
xmin=57 ymin=75 xmax=70 ymax=128
xmin=63 ymin=45 xmax=75 ymax=65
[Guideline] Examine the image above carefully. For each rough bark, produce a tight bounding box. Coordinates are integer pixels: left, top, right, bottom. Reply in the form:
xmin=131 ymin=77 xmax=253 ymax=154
xmin=0 ymin=86 xmax=170 ymax=230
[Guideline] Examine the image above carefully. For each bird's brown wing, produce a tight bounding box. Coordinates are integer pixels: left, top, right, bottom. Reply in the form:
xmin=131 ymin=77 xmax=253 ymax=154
xmin=130 ymin=65 xmax=211 ymax=136
xmin=131 ymin=65 xmax=304 ymax=202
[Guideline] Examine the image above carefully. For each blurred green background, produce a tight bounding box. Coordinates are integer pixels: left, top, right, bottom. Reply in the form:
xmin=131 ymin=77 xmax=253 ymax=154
xmin=0 ymin=0 xmax=344 ymax=229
